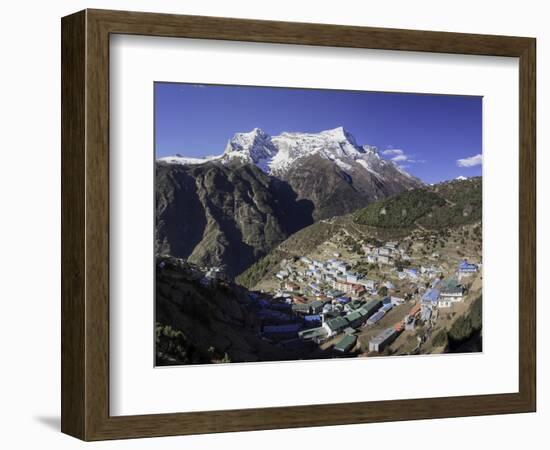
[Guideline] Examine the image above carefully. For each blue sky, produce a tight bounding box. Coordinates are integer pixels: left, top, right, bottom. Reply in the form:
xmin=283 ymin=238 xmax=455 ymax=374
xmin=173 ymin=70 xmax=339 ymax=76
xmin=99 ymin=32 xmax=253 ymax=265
xmin=155 ymin=82 xmax=482 ymax=184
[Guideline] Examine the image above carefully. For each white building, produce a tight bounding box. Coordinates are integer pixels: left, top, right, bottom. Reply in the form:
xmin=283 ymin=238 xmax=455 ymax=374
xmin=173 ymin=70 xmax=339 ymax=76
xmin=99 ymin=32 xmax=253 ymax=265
xmin=357 ymin=278 xmax=377 ymax=291
xmin=369 ymin=328 xmax=397 ymax=352
xmin=439 ymin=279 xmax=464 ymax=304
xmin=378 ymin=255 xmax=393 ymax=265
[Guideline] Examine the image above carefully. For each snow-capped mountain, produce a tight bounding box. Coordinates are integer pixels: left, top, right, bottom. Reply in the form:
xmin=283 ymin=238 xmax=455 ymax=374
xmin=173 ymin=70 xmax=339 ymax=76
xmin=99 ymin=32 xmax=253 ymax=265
xmin=158 ymin=126 xmax=423 ymax=220
xmin=223 ymin=126 xmax=373 ymax=174
xmin=161 ymin=126 xmax=420 ymax=185
xmin=223 ymin=127 xmax=278 ymax=171
xmin=223 ymin=126 xmax=367 ymax=175
xmin=156 ymin=127 xmax=425 ymax=277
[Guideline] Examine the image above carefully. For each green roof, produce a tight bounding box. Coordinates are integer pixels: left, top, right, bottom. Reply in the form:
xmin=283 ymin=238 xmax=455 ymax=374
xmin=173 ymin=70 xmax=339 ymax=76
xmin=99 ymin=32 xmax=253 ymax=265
xmin=334 ymin=334 xmax=357 ymax=352
xmin=327 ymin=290 xmax=345 ymax=297
xmin=326 ymin=316 xmax=348 ymax=331
xmin=441 ymin=278 xmax=463 ymax=294
xmin=441 ymin=278 xmax=459 ymax=288
xmin=348 ymin=300 xmax=365 ymax=310
xmin=298 ymin=327 xmax=327 ymax=339
xmin=345 ymin=310 xmax=362 ymax=322
xmin=361 ymin=299 xmax=382 ymax=315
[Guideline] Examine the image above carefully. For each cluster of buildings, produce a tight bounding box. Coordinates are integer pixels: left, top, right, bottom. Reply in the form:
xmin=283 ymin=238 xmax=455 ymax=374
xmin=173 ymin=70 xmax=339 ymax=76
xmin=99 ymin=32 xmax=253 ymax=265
xmin=362 ymin=241 xmax=409 ymax=265
xmin=276 ymin=256 xmax=379 ymax=300
xmin=255 ymin=235 xmax=480 ymax=356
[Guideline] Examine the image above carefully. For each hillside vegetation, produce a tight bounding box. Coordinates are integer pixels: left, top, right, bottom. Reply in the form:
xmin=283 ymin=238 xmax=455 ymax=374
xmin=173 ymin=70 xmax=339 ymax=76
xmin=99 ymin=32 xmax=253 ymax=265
xmin=421 ymin=177 xmax=482 ymax=227
xmin=353 ymin=189 xmax=445 ymax=228
xmin=353 ymin=177 xmax=481 ymax=229
xmin=236 ymin=250 xmax=287 ymax=289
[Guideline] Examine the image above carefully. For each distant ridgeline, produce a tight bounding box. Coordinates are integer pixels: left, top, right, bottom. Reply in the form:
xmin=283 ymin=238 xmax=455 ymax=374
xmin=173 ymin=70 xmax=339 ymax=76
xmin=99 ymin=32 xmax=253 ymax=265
xmin=353 ymin=176 xmax=482 ymax=229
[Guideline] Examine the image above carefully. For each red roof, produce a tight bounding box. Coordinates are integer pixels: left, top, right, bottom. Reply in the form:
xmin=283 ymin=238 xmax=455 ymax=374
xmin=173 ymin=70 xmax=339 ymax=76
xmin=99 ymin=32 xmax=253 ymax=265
xmin=409 ymin=303 xmax=421 ymax=316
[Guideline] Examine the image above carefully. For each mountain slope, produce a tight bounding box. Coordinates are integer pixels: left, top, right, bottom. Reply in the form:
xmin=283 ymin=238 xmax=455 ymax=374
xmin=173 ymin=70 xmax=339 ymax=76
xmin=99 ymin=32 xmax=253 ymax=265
xmin=237 ymin=177 xmax=482 ymax=288
xmin=156 ymin=160 xmax=314 ymax=278
xmin=157 ymin=126 xmax=424 ymax=277
xmin=156 ymin=256 xmax=329 ymax=365
xmin=280 ymin=151 xmax=421 ymax=220
xmin=160 ymin=127 xmax=423 ymax=221
xmin=222 ymin=128 xmax=423 ymax=214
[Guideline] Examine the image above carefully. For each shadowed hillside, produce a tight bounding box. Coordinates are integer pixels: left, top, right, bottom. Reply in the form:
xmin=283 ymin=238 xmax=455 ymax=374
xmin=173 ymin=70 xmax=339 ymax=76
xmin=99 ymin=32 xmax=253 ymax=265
xmin=156 ymin=161 xmax=314 ymax=278
xmin=156 ymin=256 xmax=330 ymax=365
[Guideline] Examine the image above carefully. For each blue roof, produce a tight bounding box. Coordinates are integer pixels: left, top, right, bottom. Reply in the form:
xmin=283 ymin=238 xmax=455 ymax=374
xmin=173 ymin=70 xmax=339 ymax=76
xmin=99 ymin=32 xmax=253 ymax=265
xmin=422 ymin=288 xmax=440 ymax=302
xmin=367 ymin=311 xmax=385 ymax=323
xmin=336 ymin=296 xmax=351 ymax=303
xmin=459 ymin=261 xmax=477 ymax=269
xmin=304 ymin=315 xmax=321 ymax=322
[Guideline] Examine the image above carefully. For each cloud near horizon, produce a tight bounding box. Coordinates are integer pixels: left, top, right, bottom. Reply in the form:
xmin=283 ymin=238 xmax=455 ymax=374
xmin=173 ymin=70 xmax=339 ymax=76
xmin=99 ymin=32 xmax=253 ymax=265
xmin=456 ymin=154 xmax=482 ymax=168
xmin=382 ymin=149 xmax=404 ymax=157
xmin=381 ymin=148 xmax=425 ymax=167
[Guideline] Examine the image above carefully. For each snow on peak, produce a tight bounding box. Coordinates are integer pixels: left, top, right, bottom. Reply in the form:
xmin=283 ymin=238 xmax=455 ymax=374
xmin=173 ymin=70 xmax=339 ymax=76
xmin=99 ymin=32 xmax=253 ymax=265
xmin=362 ymin=144 xmax=379 ymax=155
xmin=224 ymin=128 xmax=273 ymax=153
xmin=455 ymin=175 xmax=468 ymax=181
xmin=319 ymin=126 xmax=358 ymax=145
xmin=268 ymin=126 xmax=368 ymax=172
xmin=158 ymin=154 xmax=221 ymax=165
xmin=220 ymin=126 xmax=365 ymax=174
xmin=158 ymin=127 xmax=419 ymax=184
xmin=223 ymin=128 xmax=278 ymax=171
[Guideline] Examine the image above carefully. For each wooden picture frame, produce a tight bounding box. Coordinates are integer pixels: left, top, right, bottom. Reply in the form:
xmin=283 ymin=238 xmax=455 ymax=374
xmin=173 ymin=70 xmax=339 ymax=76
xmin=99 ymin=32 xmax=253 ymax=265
xmin=61 ymin=9 xmax=536 ymax=441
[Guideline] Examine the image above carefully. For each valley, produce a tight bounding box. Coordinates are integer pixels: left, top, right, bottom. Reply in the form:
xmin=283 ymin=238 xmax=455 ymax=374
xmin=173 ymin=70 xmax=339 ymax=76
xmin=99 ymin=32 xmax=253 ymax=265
xmin=156 ymin=172 xmax=482 ymax=364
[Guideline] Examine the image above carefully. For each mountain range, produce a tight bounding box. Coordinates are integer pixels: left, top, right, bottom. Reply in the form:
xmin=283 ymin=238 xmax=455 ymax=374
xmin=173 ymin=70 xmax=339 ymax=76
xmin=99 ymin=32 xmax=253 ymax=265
xmin=156 ymin=127 xmax=423 ymax=277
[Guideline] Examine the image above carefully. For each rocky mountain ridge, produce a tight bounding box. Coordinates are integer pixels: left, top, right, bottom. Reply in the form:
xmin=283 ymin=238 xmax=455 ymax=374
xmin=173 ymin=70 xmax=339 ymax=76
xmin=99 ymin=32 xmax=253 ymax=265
xmin=156 ymin=127 xmax=424 ymax=278
xmin=160 ymin=126 xmax=421 ymax=187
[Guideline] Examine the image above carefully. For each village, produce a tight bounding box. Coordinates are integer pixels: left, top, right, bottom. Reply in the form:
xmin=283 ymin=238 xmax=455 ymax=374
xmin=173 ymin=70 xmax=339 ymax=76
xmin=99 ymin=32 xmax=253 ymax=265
xmin=245 ymin=226 xmax=482 ymax=358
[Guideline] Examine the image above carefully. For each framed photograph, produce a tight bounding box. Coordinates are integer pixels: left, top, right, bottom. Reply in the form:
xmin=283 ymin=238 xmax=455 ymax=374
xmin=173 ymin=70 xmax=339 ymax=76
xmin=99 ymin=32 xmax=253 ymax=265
xmin=61 ymin=9 xmax=536 ymax=441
